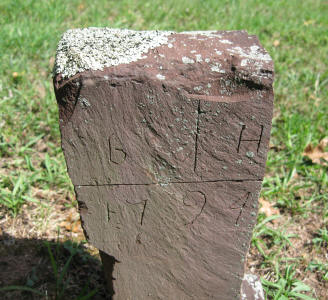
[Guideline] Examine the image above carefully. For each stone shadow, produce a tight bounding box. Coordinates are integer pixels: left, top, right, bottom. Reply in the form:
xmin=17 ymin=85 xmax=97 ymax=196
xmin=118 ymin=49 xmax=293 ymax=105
xmin=0 ymin=231 xmax=110 ymax=299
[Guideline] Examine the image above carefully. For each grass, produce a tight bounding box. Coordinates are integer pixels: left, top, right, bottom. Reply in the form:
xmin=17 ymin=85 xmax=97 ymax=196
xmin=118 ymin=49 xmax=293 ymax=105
xmin=262 ymin=264 xmax=315 ymax=300
xmin=0 ymin=0 xmax=327 ymax=298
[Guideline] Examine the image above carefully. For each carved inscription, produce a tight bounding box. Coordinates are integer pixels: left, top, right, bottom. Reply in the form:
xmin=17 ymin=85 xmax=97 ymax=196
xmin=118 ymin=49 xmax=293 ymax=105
xmin=106 ymin=198 xmax=148 ymax=227
xmin=237 ymin=125 xmax=264 ymax=154
xmin=126 ymin=199 xmax=148 ymax=226
xmin=106 ymin=202 xmax=121 ymax=229
xmin=106 ymin=202 xmax=115 ymax=222
xmin=108 ymin=135 xmax=127 ymax=164
xmin=230 ymin=192 xmax=252 ymax=225
xmin=183 ymin=190 xmax=206 ymax=225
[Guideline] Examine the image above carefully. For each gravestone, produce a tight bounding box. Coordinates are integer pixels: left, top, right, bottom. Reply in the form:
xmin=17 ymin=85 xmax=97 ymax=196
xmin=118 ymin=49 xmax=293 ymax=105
xmin=53 ymin=28 xmax=273 ymax=300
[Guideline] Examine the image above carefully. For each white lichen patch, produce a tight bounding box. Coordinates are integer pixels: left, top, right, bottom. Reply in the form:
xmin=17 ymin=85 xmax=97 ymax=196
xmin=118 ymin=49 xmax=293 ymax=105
xmin=182 ymin=56 xmax=195 ymax=64
xmin=210 ymin=63 xmax=226 ymax=73
xmin=156 ymin=74 xmax=165 ymax=80
xmin=241 ymin=59 xmax=248 ymax=67
xmin=219 ymin=39 xmax=233 ymax=44
xmin=181 ymin=31 xmax=222 ymax=38
xmin=78 ymin=96 xmax=91 ymax=108
xmin=215 ymin=50 xmax=222 ymax=55
xmin=242 ymin=274 xmax=264 ymax=300
xmin=54 ymin=27 xmax=173 ymax=78
xmin=195 ymin=54 xmax=203 ymax=62
xmin=228 ymin=45 xmax=272 ymax=64
xmin=246 ymin=151 xmax=255 ymax=158
xmin=193 ymin=86 xmax=203 ymax=91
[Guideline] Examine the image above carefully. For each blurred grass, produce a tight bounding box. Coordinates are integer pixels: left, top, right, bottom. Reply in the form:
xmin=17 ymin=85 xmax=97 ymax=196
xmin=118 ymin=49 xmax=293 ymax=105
xmin=0 ymin=0 xmax=327 ymax=299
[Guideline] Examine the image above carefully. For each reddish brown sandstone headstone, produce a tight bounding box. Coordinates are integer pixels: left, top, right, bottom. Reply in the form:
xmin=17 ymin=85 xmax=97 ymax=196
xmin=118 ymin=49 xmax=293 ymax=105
xmin=53 ymin=28 xmax=274 ymax=299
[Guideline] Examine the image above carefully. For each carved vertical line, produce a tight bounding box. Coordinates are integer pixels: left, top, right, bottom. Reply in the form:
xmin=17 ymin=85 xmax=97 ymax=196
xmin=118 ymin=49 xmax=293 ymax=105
xmin=257 ymin=125 xmax=264 ymax=153
xmin=237 ymin=125 xmax=246 ymax=153
xmin=108 ymin=137 xmax=113 ymax=163
xmin=140 ymin=200 xmax=148 ymax=226
xmin=107 ymin=202 xmax=111 ymax=222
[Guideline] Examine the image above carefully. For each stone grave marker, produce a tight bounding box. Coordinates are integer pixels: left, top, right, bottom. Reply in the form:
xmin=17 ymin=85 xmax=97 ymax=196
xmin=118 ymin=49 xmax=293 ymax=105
xmin=53 ymin=28 xmax=273 ymax=300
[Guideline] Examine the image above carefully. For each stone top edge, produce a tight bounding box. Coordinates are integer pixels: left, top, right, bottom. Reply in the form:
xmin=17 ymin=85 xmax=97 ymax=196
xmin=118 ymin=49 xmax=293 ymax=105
xmin=53 ymin=27 xmax=271 ymax=79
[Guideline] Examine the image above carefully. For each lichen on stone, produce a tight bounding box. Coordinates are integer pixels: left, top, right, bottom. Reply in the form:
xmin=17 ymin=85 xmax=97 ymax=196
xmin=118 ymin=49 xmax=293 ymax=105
xmin=181 ymin=30 xmax=222 ymax=38
xmin=210 ymin=63 xmax=226 ymax=73
xmin=182 ymin=56 xmax=195 ymax=64
xmin=242 ymin=274 xmax=265 ymax=300
xmin=156 ymin=74 xmax=166 ymax=80
xmin=54 ymin=27 xmax=173 ymax=78
xmin=228 ymin=45 xmax=272 ymax=67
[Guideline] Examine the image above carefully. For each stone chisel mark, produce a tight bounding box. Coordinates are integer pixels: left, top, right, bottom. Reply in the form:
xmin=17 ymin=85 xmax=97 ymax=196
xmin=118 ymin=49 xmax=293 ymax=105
xmin=193 ymin=100 xmax=201 ymax=172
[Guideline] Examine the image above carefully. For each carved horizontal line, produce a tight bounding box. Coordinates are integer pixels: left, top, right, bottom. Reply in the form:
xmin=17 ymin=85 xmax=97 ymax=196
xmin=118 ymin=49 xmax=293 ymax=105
xmin=74 ymin=178 xmax=262 ymax=188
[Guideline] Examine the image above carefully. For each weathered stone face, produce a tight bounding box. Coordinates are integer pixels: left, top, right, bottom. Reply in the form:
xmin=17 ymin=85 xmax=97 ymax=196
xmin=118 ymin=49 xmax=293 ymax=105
xmin=53 ymin=28 xmax=273 ymax=300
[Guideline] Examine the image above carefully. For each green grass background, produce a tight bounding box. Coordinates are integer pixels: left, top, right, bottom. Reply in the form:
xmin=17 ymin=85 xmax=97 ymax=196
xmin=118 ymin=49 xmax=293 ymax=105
xmin=0 ymin=0 xmax=327 ymax=299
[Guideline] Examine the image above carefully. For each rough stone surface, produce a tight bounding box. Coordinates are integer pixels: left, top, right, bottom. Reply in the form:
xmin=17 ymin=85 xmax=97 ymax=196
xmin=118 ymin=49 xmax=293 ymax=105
xmin=53 ymin=28 xmax=274 ymax=300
